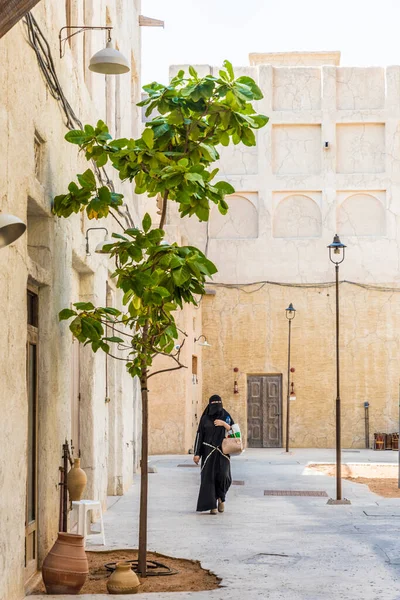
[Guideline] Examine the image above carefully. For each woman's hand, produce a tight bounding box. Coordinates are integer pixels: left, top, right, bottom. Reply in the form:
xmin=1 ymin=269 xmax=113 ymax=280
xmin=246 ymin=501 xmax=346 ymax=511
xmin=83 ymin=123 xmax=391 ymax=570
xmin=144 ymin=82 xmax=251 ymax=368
xmin=193 ymin=455 xmax=200 ymax=465
xmin=214 ymin=419 xmax=229 ymax=430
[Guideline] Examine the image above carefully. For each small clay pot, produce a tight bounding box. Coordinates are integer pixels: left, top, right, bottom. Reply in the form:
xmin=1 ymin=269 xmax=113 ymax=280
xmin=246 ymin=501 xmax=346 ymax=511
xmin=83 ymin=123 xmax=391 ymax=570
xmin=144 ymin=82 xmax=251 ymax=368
xmin=107 ymin=562 xmax=140 ymax=595
xmin=67 ymin=458 xmax=87 ymax=501
xmin=42 ymin=532 xmax=88 ymax=595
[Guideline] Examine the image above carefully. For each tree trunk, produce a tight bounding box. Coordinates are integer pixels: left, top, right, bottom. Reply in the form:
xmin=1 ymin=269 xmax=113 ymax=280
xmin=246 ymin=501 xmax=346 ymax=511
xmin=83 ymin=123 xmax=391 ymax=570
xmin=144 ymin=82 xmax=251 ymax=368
xmin=138 ymin=368 xmax=149 ymax=576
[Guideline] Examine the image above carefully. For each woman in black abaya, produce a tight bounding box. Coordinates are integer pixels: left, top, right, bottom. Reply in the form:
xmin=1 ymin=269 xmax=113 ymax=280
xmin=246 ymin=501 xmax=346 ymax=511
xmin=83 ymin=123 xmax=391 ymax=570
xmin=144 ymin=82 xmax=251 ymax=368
xmin=193 ymin=395 xmax=235 ymax=514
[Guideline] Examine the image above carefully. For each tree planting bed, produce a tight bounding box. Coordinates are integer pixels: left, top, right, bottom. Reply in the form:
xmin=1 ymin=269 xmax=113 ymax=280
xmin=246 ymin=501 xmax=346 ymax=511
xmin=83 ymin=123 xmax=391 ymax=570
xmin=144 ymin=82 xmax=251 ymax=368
xmin=29 ymin=550 xmax=221 ymax=595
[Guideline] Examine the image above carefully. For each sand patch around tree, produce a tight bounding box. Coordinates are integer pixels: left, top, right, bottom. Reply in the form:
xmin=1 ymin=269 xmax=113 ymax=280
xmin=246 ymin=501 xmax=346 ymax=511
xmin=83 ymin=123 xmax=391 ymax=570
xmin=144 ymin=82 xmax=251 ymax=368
xmin=308 ymin=462 xmax=400 ymax=498
xmin=29 ymin=549 xmax=221 ymax=595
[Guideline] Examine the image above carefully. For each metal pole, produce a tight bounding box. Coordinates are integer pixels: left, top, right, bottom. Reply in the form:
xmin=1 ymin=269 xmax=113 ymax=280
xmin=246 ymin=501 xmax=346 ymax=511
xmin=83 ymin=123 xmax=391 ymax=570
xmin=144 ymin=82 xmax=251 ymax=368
xmin=286 ymin=319 xmax=292 ymax=453
xmin=62 ymin=442 xmax=69 ymax=532
xmin=364 ymin=402 xmax=370 ymax=449
xmin=335 ymin=264 xmax=342 ymax=501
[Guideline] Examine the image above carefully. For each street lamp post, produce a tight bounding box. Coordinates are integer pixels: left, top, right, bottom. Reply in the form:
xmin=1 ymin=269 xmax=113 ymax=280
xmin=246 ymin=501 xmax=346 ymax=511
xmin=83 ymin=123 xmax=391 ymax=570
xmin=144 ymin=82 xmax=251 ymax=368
xmin=327 ymin=234 xmax=350 ymax=505
xmin=285 ymin=303 xmax=296 ymax=453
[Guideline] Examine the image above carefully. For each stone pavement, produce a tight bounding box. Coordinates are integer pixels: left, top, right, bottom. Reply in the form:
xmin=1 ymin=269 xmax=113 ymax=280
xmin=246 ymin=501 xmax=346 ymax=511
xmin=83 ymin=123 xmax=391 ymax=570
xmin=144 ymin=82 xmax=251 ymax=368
xmin=31 ymin=449 xmax=400 ymax=600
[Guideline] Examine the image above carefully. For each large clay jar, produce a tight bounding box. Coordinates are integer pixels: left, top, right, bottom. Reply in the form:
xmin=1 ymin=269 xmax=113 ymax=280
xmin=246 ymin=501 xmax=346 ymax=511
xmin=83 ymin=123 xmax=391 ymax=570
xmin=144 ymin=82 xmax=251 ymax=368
xmin=42 ymin=533 xmax=88 ymax=595
xmin=106 ymin=562 xmax=140 ymax=595
xmin=67 ymin=458 xmax=87 ymax=501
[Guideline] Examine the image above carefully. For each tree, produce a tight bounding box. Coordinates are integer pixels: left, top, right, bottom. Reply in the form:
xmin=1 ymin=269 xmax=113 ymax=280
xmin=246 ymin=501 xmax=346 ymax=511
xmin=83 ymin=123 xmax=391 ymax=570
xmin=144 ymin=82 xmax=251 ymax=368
xmin=54 ymin=61 xmax=268 ymax=575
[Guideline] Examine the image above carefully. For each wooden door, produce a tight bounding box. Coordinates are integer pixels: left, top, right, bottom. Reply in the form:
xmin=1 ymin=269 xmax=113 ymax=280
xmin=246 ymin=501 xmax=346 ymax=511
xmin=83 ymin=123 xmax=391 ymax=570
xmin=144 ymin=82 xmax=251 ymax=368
xmin=26 ymin=290 xmax=39 ymax=580
xmin=247 ymin=375 xmax=282 ymax=448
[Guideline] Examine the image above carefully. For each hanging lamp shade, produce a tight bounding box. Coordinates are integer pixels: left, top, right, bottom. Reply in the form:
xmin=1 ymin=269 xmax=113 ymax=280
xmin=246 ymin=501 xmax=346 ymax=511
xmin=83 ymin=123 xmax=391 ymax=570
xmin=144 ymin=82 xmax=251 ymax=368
xmin=89 ymin=41 xmax=130 ymax=74
xmin=95 ymin=237 xmax=114 ymax=254
xmin=0 ymin=213 xmax=26 ymax=248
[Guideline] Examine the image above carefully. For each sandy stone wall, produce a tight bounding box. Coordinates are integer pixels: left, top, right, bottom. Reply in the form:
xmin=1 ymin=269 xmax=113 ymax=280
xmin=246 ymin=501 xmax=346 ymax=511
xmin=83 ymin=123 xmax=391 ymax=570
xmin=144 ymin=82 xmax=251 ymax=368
xmin=0 ymin=2 xmax=141 ymax=598
xmin=168 ymin=53 xmax=400 ymax=451
xmin=201 ymin=283 xmax=400 ymax=448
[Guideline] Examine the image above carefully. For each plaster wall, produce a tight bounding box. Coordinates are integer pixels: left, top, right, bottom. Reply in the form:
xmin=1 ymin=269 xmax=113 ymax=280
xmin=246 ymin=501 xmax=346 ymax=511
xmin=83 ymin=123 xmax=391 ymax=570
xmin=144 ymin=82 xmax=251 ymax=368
xmin=169 ymin=53 xmax=400 ymax=451
xmin=0 ymin=2 xmax=141 ymax=599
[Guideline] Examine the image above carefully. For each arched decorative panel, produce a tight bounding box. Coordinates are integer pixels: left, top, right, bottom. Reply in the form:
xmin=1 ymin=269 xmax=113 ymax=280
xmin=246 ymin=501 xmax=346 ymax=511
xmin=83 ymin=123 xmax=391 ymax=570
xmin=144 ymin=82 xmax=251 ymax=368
xmin=210 ymin=194 xmax=258 ymax=239
xmin=273 ymin=194 xmax=322 ymax=238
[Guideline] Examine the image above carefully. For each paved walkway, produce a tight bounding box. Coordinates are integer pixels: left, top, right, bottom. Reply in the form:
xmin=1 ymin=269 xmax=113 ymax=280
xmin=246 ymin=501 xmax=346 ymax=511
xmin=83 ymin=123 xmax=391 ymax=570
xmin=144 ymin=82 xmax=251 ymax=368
xmin=32 ymin=449 xmax=400 ymax=600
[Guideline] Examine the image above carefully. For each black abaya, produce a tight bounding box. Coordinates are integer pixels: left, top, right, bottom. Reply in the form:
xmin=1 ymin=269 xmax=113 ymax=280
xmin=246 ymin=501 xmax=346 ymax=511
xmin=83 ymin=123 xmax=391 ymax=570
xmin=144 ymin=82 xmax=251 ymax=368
xmin=194 ymin=409 xmax=234 ymax=512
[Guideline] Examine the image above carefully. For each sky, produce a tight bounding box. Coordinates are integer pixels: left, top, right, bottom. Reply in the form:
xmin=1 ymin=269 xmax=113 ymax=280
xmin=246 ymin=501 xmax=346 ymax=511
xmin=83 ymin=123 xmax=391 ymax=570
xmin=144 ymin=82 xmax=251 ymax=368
xmin=141 ymin=0 xmax=400 ymax=84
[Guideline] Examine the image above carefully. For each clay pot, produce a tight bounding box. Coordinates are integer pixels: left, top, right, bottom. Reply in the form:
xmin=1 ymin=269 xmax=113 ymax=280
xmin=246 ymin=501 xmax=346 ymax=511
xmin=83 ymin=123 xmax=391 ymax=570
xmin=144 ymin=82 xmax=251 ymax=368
xmin=42 ymin=532 xmax=88 ymax=595
xmin=106 ymin=562 xmax=140 ymax=595
xmin=67 ymin=458 xmax=87 ymax=501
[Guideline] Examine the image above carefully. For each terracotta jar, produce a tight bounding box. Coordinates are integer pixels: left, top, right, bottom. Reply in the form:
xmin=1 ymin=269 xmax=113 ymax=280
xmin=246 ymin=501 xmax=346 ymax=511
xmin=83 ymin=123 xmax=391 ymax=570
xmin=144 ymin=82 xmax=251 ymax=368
xmin=106 ymin=562 xmax=140 ymax=595
xmin=67 ymin=458 xmax=87 ymax=501
xmin=42 ymin=533 xmax=88 ymax=595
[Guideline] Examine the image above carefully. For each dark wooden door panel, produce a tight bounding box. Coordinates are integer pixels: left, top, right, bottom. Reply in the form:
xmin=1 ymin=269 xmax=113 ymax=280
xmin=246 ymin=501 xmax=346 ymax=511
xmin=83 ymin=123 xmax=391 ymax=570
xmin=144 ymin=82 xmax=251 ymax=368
xmin=247 ymin=375 xmax=282 ymax=448
xmin=247 ymin=378 xmax=263 ymax=447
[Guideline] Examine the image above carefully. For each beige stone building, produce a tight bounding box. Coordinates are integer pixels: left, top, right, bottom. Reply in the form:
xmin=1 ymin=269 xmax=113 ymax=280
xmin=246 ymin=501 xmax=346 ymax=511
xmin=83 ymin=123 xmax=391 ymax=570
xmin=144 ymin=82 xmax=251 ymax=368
xmin=0 ymin=2 xmax=144 ymax=598
xmin=154 ymin=52 xmax=400 ymax=454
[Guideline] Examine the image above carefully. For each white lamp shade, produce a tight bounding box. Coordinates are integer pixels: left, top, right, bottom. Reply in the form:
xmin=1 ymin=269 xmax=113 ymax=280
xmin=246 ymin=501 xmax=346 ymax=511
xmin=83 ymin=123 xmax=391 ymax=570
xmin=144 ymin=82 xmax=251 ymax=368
xmin=95 ymin=238 xmax=114 ymax=254
xmin=89 ymin=41 xmax=130 ymax=74
xmin=198 ymin=340 xmax=212 ymax=348
xmin=0 ymin=213 xmax=26 ymax=247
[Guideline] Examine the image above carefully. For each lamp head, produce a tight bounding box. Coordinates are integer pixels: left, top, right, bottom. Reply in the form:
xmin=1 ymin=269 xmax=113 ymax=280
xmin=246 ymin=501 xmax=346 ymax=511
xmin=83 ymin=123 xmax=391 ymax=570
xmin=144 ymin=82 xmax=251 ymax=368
xmin=195 ymin=335 xmax=211 ymax=348
xmin=0 ymin=213 xmax=26 ymax=248
xmin=328 ymin=234 xmax=346 ymax=264
xmin=95 ymin=237 xmax=114 ymax=254
xmin=89 ymin=41 xmax=130 ymax=75
xmin=198 ymin=339 xmax=212 ymax=348
xmin=285 ymin=302 xmax=296 ymax=320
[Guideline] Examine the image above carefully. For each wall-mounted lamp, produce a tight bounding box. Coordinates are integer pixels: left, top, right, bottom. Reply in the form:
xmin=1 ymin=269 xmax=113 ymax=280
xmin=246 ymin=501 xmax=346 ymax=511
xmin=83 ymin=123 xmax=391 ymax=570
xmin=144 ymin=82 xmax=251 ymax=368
xmin=85 ymin=227 xmax=114 ymax=255
xmin=194 ymin=335 xmax=211 ymax=348
xmin=233 ymin=367 xmax=239 ymax=394
xmin=289 ymin=382 xmax=296 ymax=401
xmin=0 ymin=213 xmax=26 ymax=248
xmin=59 ymin=26 xmax=130 ymax=74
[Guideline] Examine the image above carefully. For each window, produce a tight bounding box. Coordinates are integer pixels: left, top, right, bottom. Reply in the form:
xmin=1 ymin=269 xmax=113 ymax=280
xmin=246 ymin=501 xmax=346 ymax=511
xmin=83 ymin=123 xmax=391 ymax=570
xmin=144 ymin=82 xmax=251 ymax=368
xmin=192 ymin=355 xmax=198 ymax=384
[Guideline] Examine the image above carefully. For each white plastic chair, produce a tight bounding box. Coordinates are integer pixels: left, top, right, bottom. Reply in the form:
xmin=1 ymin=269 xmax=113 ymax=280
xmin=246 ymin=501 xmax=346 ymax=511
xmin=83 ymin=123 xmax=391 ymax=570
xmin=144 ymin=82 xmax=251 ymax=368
xmin=71 ymin=499 xmax=106 ymax=547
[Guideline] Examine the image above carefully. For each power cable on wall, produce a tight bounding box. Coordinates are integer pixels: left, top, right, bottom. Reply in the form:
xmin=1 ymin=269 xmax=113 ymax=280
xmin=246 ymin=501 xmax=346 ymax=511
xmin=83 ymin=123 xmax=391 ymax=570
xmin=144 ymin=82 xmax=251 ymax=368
xmin=23 ymin=12 xmax=135 ymax=229
xmin=206 ymin=280 xmax=400 ymax=294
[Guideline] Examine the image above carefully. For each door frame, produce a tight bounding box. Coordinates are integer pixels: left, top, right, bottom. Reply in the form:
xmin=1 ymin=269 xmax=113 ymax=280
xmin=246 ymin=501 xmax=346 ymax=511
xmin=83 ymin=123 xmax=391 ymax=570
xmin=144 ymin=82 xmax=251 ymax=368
xmin=247 ymin=373 xmax=283 ymax=448
xmin=25 ymin=287 xmax=39 ymax=581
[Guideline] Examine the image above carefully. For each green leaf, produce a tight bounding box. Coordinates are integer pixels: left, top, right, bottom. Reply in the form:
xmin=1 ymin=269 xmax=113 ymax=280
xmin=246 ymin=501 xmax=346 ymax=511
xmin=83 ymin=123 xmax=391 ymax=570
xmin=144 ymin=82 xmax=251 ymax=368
xmin=223 ymin=59 xmax=234 ymax=81
xmin=189 ymin=65 xmax=198 ymax=78
xmin=185 ymin=172 xmax=205 ymax=186
xmin=95 ymin=152 xmax=108 ymax=167
xmin=77 ymin=169 xmax=96 ymax=189
xmin=236 ymin=76 xmax=263 ymax=100
xmin=219 ymin=132 xmax=230 ymax=146
xmin=70 ymin=316 xmax=82 ymax=337
xmin=142 ymin=127 xmax=154 ymax=149
xmin=142 ymin=213 xmax=152 ymax=232
xmin=199 ymin=143 xmax=218 ymax=162
xmin=104 ymin=336 xmax=125 ymax=343
xmin=74 ymin=302 xmax=95 ymax=311
xmin=215 ymin=180 xmax=235 ymax=195
xmin=65 ymin=130 xmax=92 ymax=145
xmin=172 ymin=265 xmax=191 ymax=285
xmin=59 ymin=308 xmax=76 ymax=321
xmin=218 ymin=199 xmax=229 ymax=215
